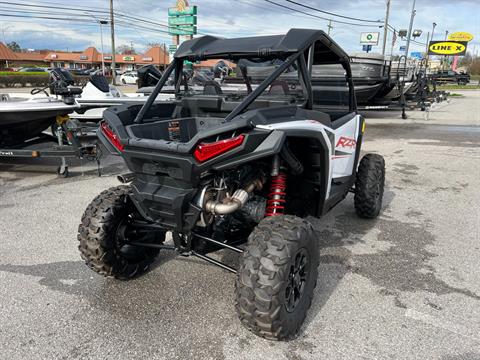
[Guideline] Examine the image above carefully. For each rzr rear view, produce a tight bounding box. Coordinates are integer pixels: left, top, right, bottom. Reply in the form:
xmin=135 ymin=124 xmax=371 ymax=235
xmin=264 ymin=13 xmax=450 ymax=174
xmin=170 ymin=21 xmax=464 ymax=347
xmin=78 ymin=29 xmax=385 ymax=340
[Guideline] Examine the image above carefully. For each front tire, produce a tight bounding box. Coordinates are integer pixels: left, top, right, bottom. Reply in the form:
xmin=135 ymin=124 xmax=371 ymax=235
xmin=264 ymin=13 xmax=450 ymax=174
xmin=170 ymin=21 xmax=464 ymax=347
xmin=235 ymin=215 xmax=319 ymax=340
xmin=78 ymin=185 xmax=165 ymax=280
xmin=354 ymin=154 xmax=385 ymax=218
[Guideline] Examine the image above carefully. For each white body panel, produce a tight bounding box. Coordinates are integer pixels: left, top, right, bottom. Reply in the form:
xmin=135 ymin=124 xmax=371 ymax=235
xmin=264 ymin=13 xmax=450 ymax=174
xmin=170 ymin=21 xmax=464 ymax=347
xmin=256 ymin=114 xmax=361 ymax=198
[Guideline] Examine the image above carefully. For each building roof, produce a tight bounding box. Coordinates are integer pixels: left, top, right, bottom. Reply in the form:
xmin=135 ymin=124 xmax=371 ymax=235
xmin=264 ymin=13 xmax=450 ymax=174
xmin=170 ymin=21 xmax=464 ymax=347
xmin=18 ymin=52 xmax=48 ymax=62
xmin=174 ymin=29 xmax=349 ymax=64
xmin=194 ymin=59 xmax=236 ymax=68
xmin=44 ymin=46 xmax=170 ymax=65
xmin=0 ymin=42 xmax=18 ymax=61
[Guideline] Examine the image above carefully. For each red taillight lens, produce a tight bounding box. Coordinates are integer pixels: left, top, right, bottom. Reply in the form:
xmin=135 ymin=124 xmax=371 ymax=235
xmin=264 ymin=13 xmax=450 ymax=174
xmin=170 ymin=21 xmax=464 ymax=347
xmin=193 ymin=134 xmax=245 ymax=163
xmin=100 ymin=122 xmax=124 ymax=152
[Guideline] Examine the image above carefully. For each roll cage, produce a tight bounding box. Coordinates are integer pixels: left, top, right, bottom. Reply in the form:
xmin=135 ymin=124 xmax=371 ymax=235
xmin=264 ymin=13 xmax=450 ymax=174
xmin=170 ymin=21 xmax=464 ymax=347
xmin=134 ymin=29 xmax=356 ymax=124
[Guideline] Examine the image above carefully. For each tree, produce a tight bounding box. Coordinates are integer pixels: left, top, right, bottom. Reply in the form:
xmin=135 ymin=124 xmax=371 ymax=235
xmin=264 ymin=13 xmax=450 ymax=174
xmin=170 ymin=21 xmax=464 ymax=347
xmin=116 ymin=44 xmax=136 ymax=55
xmin=7 ymin=41 xmax=21 ymax=52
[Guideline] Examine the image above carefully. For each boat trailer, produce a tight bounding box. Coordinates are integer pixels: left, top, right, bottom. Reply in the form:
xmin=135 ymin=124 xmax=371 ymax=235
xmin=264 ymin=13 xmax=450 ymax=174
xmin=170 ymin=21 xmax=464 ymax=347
xmin=0 ymin=115 xmax=100 ymax=177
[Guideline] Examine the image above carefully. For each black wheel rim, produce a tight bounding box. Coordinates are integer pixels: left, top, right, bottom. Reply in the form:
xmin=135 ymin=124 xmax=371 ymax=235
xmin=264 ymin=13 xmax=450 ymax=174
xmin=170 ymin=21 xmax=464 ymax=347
xmin=285 ymin=248 xmax=309 ymax=313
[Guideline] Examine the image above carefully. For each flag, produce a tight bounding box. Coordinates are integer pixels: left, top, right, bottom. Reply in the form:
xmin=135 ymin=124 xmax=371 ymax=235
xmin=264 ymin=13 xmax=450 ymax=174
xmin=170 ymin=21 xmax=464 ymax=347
xmin=392 ymin=31 xmax=397 ymax=46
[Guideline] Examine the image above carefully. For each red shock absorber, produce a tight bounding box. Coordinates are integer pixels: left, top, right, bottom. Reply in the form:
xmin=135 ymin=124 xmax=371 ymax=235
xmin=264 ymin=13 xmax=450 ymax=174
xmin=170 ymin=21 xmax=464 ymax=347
xmin=265 ymin=172 xmax=287 ymax=217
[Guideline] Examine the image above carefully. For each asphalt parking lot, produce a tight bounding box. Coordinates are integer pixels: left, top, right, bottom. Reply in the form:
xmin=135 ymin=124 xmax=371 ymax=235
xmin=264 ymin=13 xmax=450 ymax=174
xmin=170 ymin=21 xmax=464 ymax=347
xmin=0 ymin=91 xmax=479 ymax=359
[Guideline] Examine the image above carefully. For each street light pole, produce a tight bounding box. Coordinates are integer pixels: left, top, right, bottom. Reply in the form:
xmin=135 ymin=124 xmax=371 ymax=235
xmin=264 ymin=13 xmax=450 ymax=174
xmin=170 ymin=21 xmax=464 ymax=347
xmin=382 ymin=0 xmax=391 ymax=55
xmin=99 ymin=20 xmax=108 ymax=75
xmin=110 ymin=0 xmax=116 ymax=85
xmin=404 ymin=0 xmax=416 ymax=58
xmin=327 ymin=20 xmax=333 ymax=36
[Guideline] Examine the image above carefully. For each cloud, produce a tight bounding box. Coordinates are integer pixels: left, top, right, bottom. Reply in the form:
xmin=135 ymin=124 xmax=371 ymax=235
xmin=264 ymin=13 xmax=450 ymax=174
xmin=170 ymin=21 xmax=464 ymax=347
xmin=0 ymin=0 xmax=478 ymax=56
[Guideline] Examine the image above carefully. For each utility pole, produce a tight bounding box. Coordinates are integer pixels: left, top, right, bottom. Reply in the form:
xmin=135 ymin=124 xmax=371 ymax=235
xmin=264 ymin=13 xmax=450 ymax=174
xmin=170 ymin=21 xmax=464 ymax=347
xmin=404 ymin=0 xmax=416 ymax=58
xmin=327 ymin=20 xmax=333 ymax=36
xmin=443 ymin=30 xmax=449 ymax=71
xmin=110 ymin=0 xmax=116 ymax=84
xmin=382 ymin=0 xmax=391 ymax=55
xmin=425 ymin=22 xmax=436 ymax=70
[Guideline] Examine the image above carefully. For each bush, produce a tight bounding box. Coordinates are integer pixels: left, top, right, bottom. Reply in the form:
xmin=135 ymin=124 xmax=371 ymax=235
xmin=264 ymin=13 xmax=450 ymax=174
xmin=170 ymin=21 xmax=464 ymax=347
xmin=0 ymin=71 xmax=48 ymax=76
xmin=0 ymin=75 xmax=49 ymax=88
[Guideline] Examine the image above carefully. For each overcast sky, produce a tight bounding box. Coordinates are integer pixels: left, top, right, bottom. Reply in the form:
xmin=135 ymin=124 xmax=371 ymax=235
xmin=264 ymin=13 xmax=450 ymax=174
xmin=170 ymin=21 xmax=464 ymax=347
xmin=0 ymin=0 xmax=478 ymax=56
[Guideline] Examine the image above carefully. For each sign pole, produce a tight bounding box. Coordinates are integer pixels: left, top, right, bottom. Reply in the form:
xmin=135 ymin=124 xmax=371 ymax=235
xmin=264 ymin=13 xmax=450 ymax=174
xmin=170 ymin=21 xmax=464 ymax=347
xmin=382 ymin=0 xmax=391 ymax=55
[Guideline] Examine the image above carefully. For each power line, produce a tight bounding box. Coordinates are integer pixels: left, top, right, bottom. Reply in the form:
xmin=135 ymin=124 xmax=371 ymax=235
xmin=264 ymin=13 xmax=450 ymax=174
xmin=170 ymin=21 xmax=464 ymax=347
xmin=263 ymin=0 xmax=382 ymax=28
xmin=282 ymin=0 xmax=383 ymax=23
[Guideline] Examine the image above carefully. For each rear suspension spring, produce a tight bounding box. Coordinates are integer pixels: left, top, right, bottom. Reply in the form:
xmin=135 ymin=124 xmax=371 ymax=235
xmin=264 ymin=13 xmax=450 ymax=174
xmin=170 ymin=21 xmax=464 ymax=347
xmin=265 ymin=172 xmax=287 ymax=217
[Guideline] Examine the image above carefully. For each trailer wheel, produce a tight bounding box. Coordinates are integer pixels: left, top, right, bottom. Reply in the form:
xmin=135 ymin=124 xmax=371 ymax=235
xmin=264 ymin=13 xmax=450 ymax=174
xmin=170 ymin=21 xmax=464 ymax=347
xmin=78 ymin=185 xmax=165 ymax=280
xmin=354 ymin=154 xmax=385 ymax=218
xmin=235 ymin=215 xmax=319 ymax=340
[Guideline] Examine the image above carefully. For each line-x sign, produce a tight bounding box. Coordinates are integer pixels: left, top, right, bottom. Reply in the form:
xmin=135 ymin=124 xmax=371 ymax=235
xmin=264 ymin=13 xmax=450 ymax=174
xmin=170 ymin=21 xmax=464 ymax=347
xmin=428 ymin=41 xmax=468 ymax=56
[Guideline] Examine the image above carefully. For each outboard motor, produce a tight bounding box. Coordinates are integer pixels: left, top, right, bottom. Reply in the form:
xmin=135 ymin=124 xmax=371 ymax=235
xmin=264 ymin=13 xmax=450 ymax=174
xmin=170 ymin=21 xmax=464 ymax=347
xmin=137 ymin=65 xmax=163 ymax=88
xmin=49 ymin=68 xmax=75 ymax=94
xmin=48 ymin=68 xmax=82 ymax=104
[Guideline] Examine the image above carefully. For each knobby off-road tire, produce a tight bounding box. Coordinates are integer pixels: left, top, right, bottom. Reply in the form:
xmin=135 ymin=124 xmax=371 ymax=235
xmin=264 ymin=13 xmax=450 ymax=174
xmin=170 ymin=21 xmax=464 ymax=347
xmin=78 ymin=185 xmax=164 ymax=280
xmin=354 ymin=154 xmax=386 ymax=218
xmin=235 ymin=215 xmax=319 ymax=340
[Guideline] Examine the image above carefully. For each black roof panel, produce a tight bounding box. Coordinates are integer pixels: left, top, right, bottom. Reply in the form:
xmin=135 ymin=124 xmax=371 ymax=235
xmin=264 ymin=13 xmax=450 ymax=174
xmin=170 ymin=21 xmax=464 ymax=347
xmin=174 ymin=29 xmax=349 ymax=64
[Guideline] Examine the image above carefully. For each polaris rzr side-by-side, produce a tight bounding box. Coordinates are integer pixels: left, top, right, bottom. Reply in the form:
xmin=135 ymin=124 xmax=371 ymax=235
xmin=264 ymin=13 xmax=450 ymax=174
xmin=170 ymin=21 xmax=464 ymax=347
xmin=78 ymin=29 xmax=385 ymax=340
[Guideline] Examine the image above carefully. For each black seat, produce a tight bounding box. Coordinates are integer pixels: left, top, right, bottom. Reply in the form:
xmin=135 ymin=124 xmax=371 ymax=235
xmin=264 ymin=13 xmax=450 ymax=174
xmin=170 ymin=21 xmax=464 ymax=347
xmin=268 ymin=80 xmax=289 ymax=95
xmin=203 ymin=81 xmax=223 ymax=95
xmin=89 ymin=74 xmax=111 ymax=93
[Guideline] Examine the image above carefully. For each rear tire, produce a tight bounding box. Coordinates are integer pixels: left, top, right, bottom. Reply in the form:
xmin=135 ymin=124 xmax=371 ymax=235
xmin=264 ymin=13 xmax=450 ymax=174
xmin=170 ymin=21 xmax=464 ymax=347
xmin=78 ymin=185 xmax=165 ymax=280
xmin=354 ymin=154 xmax=385 ymax=218
xmin=235 ymin=215 xmax=319 ymax=340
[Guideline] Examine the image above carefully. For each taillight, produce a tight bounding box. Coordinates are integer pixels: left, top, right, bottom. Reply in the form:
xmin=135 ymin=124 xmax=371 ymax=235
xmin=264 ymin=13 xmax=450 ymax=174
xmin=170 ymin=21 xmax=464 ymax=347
xmin=100 ymin=122 xmax=124 ymax=152
xmin=193 ymin=134 xmax=245 ymax=163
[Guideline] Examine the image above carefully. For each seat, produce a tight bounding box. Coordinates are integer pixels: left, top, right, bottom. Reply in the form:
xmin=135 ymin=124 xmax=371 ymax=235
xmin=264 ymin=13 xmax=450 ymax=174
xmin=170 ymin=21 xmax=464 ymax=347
xmin=268 ymin=80 xmax=289 ymax=95
xmin=203 ymin=81 xmax=223 ymax=95
xmin=89 ymin=74 xmax=111 ymax=93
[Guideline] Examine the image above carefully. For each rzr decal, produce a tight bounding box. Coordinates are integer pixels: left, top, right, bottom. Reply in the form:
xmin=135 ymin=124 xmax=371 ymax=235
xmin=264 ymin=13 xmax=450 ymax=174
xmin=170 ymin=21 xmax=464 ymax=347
xmin=336 ymin=136 xmax=357 ymax=149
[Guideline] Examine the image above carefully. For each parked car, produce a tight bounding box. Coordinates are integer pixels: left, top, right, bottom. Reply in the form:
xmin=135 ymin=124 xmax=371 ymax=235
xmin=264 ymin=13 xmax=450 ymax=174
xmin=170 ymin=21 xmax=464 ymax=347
xmin=69 ymin=69 xmax=90 ymax=76
xmin=18 ymin=67 xmax=47 ymax=73
xmin=120 ymin=71 xmax=138 ymax=84
xmin=429 ymin=70 xmax=470 ymax=85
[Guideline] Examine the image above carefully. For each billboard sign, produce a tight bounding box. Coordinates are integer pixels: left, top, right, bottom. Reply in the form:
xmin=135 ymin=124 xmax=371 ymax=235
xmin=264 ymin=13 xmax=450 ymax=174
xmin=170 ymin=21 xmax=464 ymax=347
xmin=410 ymin=52 xmax=423 ymax=59
xmin=360 ymin=32 xmax=380 ymax=45
xmin=170 ymin=26 xmax=197 ymax=36
xmin=168 ymin=5 xmax=197 ymax=16
xmin=428 ymin=41 xmax=467 ymax=56
xmin=448 ymin=32 xmax=474 ymax=42
xmin=168 ymin=15 xmax=197 ymax=26
xmin=362 ymin=45 xmax=372 ymax=52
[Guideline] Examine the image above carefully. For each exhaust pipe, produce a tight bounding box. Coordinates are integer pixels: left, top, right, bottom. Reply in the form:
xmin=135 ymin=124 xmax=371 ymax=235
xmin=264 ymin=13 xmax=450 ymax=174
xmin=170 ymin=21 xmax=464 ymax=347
xmin=117 ymin=173 xmax=135 ymax=183
xmin=204 ymin=178 xmax=263 ymax=215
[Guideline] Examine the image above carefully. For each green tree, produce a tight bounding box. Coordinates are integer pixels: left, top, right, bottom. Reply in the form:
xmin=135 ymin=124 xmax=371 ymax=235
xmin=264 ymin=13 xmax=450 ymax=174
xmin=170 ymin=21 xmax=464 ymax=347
xmin=7 ymin=41 xmax=21 ymax=52
xmin=116 ymin=44 xmax=136 ymax=55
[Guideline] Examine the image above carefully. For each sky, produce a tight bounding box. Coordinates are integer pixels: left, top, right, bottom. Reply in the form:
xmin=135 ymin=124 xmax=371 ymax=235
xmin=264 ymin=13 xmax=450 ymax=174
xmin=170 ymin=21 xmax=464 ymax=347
xmin=0 ymin=0 xmax=478 ymax=56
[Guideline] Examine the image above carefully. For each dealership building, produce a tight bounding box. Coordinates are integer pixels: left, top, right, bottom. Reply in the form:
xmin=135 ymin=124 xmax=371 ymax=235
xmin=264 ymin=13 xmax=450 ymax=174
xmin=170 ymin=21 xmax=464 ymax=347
xmin=0 ymin=42 xmax=170 ymax=71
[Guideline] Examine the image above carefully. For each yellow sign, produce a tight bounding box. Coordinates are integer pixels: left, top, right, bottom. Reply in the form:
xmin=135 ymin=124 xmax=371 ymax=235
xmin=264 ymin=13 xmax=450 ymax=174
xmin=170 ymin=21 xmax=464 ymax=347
xmin=428 ymin=41 xmax=467 ymax=55
xmin=448 ymin=32 xmax=474 ymax=42
xmin=176 ymin=0 xmax=189 ymax=12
